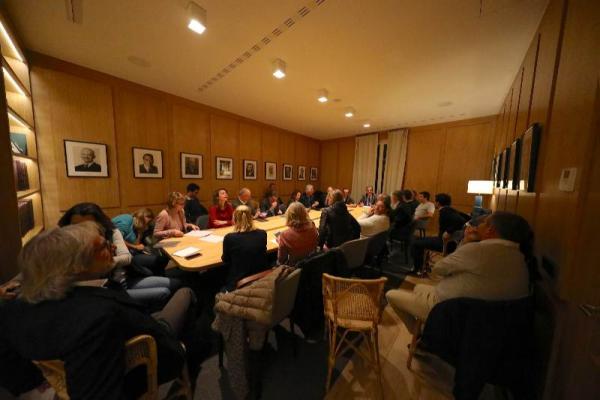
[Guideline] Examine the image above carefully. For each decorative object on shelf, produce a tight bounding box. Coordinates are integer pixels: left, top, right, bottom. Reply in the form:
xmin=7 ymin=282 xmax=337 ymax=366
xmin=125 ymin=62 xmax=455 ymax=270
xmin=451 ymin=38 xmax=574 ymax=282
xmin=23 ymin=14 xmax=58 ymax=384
xmin=10 ymin=132 xmax=27 ymax=155
xmin=508 ymin=138 xmax=522 ymax=190
xmin=519 ymin=123 xmax=541 ymax=192
xmin=243 ymin=160 xmax=257 ymax=180
xmin=17 ymin=198 xmax=34 ymax=237
xmin=133 ymin=147 xmax=163 ymax=178
xmin=494 ymin=152 xmax=503 ymax=188
xmin=64 ymin=139 xmax=109 ymax=178
xmin=310 ymin=167 xmax=318 ymax=181
xmin=501 ymin=147 xmax=511 ymax=189
xmin=283 ymin=164 xmax=293 ymax=180
xmin=467 ymin=180 xmax=494 ymax=208
xmin=13 ymin=159 xmax=29 ymax=191
xmin=216 ymin=156 xmax=233 ymax=180
xmin=265 ymin=161 xmax=276 ymax=180
xmin=298 ymin=165 xmax=306 ymax=181
xmin=181 ymin=152 xmax=202 ymax=179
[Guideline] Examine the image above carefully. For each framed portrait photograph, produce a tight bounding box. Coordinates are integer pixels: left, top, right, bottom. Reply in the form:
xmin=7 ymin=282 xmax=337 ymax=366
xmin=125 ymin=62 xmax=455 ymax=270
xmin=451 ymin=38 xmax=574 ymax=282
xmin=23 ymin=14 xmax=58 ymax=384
xmin=283 ymin=164 xmax=293 ymax=181
xmin=243 ymin=160 xmax=257 ymax=180
xmin=501 ymin=147 xmax=511 ymax=189
xmin=133 ymin=147 xmax=163 ymax=178
xmin=10 ymin=132 xmax=28 ymax=155
xmin=508 ymin=138 xmax=521 ymax=190
xmin=520 ymin=123 xmax=541 ymax=192
xmin=265 ymin=161 xmax=276 ymax=180
xmin=298 ymin=165 xmax=306 ymax=181
xmin=494 ymin=152 xmax=504 ymax=188
xmin=64 ymin=139 xmax=109 ymax=178
xmin=309 ymin=167 xmax=318 ymax=181
xmin=181 ymin=153 xmax=202 ymax=179
xmin=216 ymin=156 xmax=233 ymax=180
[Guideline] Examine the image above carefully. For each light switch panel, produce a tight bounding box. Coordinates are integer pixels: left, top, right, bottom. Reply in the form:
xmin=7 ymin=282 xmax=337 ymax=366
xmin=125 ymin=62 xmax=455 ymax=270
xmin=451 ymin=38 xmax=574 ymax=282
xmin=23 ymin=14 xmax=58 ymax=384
xmin=558 ymin=167 xmax=577 ymax=192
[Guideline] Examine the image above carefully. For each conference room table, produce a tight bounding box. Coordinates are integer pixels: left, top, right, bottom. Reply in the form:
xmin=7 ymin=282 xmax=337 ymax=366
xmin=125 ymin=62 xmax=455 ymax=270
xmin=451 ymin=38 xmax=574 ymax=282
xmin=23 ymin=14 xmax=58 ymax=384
xmin=161 ymin=206 xmax=366 ymax=271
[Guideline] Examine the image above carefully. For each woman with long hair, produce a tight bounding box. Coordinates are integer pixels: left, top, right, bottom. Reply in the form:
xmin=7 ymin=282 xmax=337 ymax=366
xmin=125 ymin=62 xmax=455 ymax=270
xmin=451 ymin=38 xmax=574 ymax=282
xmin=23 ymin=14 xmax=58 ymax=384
xmin=208 ymin=188 xmax=234 ymax=228
xmin=277 ymin=202 xmax=318 ymax=266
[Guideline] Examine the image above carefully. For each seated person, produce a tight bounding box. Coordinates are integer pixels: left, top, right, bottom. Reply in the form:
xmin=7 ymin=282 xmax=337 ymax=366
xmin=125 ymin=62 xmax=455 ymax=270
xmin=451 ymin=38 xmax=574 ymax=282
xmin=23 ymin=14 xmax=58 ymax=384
xmin=221 ymin=206 xmax=267 ymax=291
xmin=386 ymin=212 xmax=531 ymax=329
xmin=231 ymin=188 xmax=260 ymax=217
xmin=261 ymin=193 xmax=284 ymax=217
xmin=154 ymin=192 xmax=199 ymax=239
xmin=319 ymin=189 xmax=361 ymax=249
xmin=264 ymin=183 xmax=284 ymax=210
xmin=410 ymin=193 xmax=468 ymax=273
xmin=113 ymin=208 xmax=169 ymax=276
xmin=389 ymin=190 xmax=416 ymax=240
xmin=184 ymin=183 xmax=208 ymax=225
xmin=357 ymin=199 xmax=390 ymax=237
xmin=0 ymin=223 xmax=194 ymax=399
xmin=300 ymin=184 xmax=320 ymax=209
xmin=342 ymin=188 xmax=355 ymax=205
xmin=414 ymin=191 xmax=435 ymax=220
xmin=277 ymin=202 xmax=318 ymax=266
xmin=287 ymin=190 xmax=302 ymax=209
xmin=208 ymin=188 xmax=234 ymax=228
xmin=358 ymin=185 xmax=376 ymax=207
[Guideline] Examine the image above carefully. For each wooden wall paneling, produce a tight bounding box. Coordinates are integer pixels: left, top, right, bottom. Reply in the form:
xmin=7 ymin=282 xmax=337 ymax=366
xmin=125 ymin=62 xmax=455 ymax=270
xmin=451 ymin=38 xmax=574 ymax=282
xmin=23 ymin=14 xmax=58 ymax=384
xmin=307 ymin=139 xmax=321 ymax=190
xmin=239 ymin=122 xmax=263 ymax=198
xmin=502 ymin=88 xmax=514 ymax=149
xmin=320 ymin=140 xmax=338 ymax=189
xmin=278 ymin=130 xmax=296 ymax=195
xmin=210 ymin=114 xmax=239 ymax=197
xmin=32 ymin=67 xmax=120 ymax=224
xmin=336 ymin=137 xmax=355 ymax=190
xmin=260 ymin=127 xmax=280 ymax=196
xmin=505 ymin=190 xmax=519 ymax=213
xmin=403 ymin=128 xmax=445 ymax=195
xmin=114 ymin=87 xmax=169 ymax=208
xmin=509 ymin=67 xmax=525 ymax=141
xmin=294 ymin=135 xmax=308 ymax=193
xmin=6 ymin=91 xmax=33 ymax=126
xmin=518 ymin=34 xmax=541 ymax=135
xmin=169 ymin=103 xmax=211 ymax=203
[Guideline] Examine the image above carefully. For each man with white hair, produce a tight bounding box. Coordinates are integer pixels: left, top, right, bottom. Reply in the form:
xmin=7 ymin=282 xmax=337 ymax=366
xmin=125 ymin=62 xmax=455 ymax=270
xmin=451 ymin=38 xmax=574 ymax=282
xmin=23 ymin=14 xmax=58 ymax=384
xmin=300 ymin=184 xmax=320 ymax=209
xmin=231 ymin=187 xmax=259 ymax=216
xmin=75 ymin=148 xmax=101 ymax=172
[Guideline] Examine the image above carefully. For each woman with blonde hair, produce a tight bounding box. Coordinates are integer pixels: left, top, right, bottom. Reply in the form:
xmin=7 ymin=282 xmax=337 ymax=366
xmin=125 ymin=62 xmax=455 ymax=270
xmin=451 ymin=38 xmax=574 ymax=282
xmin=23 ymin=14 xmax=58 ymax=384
xmin=277 ymin=201 xmax=318 ymax=266
xmin=154 ymin=192 xmax=199 ymax=239
xmin=221 ymin=205 xmax=267 ymax=291
xmin=0 ymin=222 xmax=194 ymax=398
xmin=208 ymin=188 xmax=234 ymax=228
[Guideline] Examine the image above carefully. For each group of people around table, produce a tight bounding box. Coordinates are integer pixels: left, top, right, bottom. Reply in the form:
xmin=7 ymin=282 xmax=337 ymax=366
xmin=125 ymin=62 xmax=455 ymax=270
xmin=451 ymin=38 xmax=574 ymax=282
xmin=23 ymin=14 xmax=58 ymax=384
xmin=0 ymin=180 xmax=536 ymax=398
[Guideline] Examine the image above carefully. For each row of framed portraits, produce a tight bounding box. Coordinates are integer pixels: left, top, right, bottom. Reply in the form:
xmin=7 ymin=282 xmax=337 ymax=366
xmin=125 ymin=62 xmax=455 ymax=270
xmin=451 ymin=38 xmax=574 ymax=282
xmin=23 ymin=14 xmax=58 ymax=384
xmin=492 ymin=123 xmax=541 ymax=192
xmin=63 ymin=139 xmax=319 ymax=181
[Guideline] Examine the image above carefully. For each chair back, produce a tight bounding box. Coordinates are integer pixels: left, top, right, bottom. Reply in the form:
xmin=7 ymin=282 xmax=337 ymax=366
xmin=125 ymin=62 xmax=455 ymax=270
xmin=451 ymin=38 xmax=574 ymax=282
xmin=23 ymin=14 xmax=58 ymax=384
xmin=34 ymin=335 xmax=158 ymax=400
xmin=322 ymin=273 xmax=387 ymax=325
xmin=195 ymin=214 xmax=209 ymax=229
xmin=271 ymin=268 xmax=302 ymax=326
xmin=364 ymin=230 xmax=388 ymax=264
xmin=338 ymin=236 xmax=371 ymax=269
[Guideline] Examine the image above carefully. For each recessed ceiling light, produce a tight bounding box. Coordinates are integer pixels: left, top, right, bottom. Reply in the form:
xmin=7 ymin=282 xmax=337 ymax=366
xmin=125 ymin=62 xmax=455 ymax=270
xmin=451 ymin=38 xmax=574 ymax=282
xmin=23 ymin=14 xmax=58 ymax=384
xmin=317 ymin=89 xmax=329 ymax=103
xmin=363 ymin=122 xmax=371 ymax=128
xmin=344 ymin=107 xmax=355 ymax=118
xmin=187 ymin=2 xmax=207 ymax=34
xmin=272 ymin=58 xmax=286 ymax=79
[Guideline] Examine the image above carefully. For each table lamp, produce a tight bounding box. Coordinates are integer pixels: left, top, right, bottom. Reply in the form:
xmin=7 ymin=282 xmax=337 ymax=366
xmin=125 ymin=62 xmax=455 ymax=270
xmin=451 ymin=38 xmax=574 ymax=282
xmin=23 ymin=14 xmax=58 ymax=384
xmin=467 ymin=180 xmax=494 ymax=208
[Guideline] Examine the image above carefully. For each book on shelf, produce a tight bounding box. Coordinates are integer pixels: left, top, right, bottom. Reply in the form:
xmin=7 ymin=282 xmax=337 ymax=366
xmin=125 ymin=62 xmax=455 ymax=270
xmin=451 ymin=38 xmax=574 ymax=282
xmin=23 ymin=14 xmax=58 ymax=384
xmin=18 ymin=198 xmax=34 ymax=237
xmin=13 ymin=159 xmax=29 ymax=191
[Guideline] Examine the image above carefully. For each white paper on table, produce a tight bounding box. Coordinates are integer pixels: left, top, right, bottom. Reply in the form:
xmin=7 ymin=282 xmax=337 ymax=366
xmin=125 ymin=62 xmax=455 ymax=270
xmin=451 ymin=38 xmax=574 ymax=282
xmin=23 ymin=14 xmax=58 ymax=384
xmin=184 ymin=230 xmax=212 ymax=238
xmin=173 ymin=246 xmax=201 ymax=258
xmin=200 ymin=235 xmax=224 ymax=243
xmin=270 ymin=239 xmax=278 ymax=245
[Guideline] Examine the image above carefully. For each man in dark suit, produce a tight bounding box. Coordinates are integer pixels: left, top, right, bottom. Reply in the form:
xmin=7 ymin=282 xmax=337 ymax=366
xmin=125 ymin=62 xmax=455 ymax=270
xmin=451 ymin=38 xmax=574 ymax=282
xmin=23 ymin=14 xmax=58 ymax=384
xmin=318 ymin=189 xmax=361 ymax=248
xmin=139 ymin=153 xmax=158 ymax=174
xmin=74 ymin=148 xmax=101 ymax=172
xmin=300 ymin=184 xmax=320 ymax=209
xmin=358 ymin=185 xmax=376 ymax=206
xmin=410 ymin=193 xmax=468 ymax=274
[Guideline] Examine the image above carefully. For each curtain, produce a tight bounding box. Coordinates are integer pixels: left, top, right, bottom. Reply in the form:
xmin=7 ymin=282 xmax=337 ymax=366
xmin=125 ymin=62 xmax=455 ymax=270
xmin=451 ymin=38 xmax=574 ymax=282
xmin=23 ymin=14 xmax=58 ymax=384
xmin=383 ymin=128 xmax=408 ymax=194
xmin=351 ymin=133 xmax=378 ymax=196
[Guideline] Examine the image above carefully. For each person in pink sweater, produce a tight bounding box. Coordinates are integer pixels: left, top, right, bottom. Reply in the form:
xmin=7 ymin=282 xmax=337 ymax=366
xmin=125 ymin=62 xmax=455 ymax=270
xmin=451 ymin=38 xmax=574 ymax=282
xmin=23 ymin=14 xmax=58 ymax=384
xmin=154 ymin=192 xmax=199 ymax=239
xmin=277 ymin=201 xmax=318 ymax=266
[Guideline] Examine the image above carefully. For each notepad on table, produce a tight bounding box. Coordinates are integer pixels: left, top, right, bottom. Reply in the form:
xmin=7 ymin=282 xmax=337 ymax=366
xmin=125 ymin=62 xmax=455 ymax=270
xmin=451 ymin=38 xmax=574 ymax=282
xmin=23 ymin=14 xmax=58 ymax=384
xmin=173 ymin=246 xmax=201 ymax=258
xmin=184 ymin=230 xmax=212 ymax=238
xmin=200 ymin=235 xmax=224 ymax=243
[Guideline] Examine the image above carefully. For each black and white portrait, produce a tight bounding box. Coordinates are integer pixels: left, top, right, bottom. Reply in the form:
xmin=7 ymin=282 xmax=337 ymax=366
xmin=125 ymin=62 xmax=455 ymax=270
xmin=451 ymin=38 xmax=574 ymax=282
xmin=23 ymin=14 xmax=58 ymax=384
xmin=64 ymin=140 xmax=109 ymax=178
xmin=243 ymin=160 xmax=257 ymax=180
xmin=181 ymin=153 xmax=203 ymax=179
xmin=265 ymin=162 xmax=276 ymax=180
xmin=283 ymin=164 xmax=293 ymax=181
xmin=298 ymin=166 xmax=306 ymax=181
xmin=216 ymin=156 xmax=233 ymax=180
xmin=310 ymin=167 xmax=318 ymax=181
xmin=133 ymin=147 xmax=163 ymax=178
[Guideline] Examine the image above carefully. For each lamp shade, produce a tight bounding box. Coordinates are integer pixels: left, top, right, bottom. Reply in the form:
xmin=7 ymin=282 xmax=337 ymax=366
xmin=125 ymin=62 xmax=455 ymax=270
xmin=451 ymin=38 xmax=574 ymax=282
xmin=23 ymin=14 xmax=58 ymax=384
xmin=467 ymin=180 xmax=494 ymax=194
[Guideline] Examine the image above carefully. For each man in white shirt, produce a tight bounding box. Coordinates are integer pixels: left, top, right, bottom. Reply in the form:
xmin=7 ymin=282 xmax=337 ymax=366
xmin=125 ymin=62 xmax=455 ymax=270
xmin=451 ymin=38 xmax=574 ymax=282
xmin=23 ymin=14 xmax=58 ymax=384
xmin=357 ymin=200 xmax=390 ymax=237
xmin=414 ymin=191 xmax=435 ymax=220
xmin=386 ymin=212 xmax=531 ymax=330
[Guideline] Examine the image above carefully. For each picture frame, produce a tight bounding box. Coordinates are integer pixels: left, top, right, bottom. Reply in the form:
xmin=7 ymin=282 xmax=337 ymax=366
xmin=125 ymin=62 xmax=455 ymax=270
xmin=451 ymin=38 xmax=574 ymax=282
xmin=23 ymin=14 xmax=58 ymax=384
xmin=494 ymin=152 xmax=504 ymax=188
xmin=133 ymin=147 xmax=163 ymax=178
xmin=298 ymin=165 xmax=306 ymax=181
xmin=10 ymin=132 xmax=28 ymax=155
xmin=243 ymin=159 xmax=257 ymax=180
xmin=216 ymin=156 xmax=233 ymax=180
xmin=265 ymin=161 xmax=277 ymax=180
xmin=309 ymin=167 xmax=318 ymax=181
xmin=519 ymin=123 xmax=541 ymax=192
xmin=180 ymin=152 xmax=203 ymax=179
xmin=501 ymin=147 xmax=511 ymax=189
xmin=64 ymin=139 xmax=109 ymax=178
xmin=283 ymin=164 xmax=293 ymax=181
xmin=508 ymin=138 xmax=521 ymax=190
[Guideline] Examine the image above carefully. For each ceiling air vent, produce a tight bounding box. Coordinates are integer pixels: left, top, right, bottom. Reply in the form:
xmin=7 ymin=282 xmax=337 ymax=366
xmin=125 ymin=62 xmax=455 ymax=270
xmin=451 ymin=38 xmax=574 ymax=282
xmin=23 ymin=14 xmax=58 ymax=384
xmin=298 ymin=6 xmax=310 ymax=17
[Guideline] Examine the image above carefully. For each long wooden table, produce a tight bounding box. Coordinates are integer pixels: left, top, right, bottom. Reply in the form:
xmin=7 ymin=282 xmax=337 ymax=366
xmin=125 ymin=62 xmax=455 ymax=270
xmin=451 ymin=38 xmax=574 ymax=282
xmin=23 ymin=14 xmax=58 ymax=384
xmin=161 ymin=207 xmax=365 ymax=271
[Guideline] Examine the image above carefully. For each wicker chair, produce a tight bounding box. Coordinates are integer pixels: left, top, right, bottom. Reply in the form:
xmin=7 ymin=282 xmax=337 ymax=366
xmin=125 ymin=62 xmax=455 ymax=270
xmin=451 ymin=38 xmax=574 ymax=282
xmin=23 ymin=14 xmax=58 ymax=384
xmin=322 ymin=273 xmax=387 ymax=397
xmin=33 ymin=335 xmax=191 ymax=400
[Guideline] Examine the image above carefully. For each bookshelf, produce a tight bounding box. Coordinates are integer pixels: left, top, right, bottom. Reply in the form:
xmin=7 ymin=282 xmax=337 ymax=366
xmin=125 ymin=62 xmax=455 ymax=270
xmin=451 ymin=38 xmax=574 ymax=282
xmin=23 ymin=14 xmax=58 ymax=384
xmin=0 ymin=10 xmax=44 ymax=279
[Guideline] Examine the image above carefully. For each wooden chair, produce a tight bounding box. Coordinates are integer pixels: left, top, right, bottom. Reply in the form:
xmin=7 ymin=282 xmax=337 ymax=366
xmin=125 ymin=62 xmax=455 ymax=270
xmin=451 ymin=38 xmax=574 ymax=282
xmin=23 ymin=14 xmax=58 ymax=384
xmin=34 ymin=335 xmax=191 ymax=400
xmin=322 ymin=273 xmax=387 ymax=398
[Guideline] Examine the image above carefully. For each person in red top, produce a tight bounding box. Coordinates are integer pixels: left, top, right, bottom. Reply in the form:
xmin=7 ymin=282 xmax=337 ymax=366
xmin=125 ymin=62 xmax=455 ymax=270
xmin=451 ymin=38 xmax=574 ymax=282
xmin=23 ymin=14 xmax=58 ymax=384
xmin=209 ymin=188 xmax=234 ymax=228
xmin=277 ymin=201 xmax=318 ymax=266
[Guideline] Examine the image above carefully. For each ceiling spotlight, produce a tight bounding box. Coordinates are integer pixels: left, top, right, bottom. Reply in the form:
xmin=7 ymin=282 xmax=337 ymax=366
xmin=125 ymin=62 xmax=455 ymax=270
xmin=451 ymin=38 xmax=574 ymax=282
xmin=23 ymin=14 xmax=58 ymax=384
xmin=317 ymin=89 xmax=329 ymax=103
xmin=344 ymin=107 xmax=355 ymax=118
xmin=272 ymin=58 xmax=286 ymax=79
xmin=363 ymin=122 xmax=371 ymax=128
xmin=187 ymin=2 xmax=207 ymax=34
